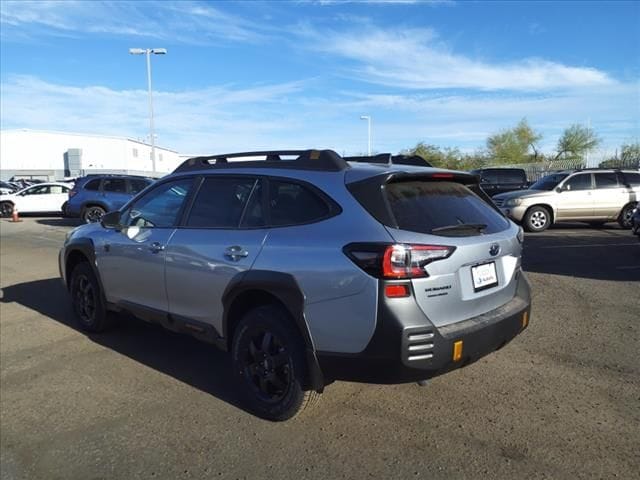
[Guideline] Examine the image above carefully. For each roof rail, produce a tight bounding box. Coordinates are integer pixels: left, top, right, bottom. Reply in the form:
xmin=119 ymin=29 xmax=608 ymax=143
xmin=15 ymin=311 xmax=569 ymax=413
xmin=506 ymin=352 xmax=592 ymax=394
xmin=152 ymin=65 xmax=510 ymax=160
xmin=173 ymin=149 xmax=349 ymax=173
xmin=345 ymin=154 xmax=432 ymax=167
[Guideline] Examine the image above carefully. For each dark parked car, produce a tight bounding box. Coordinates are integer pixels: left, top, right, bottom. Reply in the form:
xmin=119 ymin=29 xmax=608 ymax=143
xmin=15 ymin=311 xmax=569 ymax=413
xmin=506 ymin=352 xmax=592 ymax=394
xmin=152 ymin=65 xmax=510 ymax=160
xmin=66 ymin=174 xmax=153 ymax=222
xmin=471 ymin=168 xmax=529 ymax=196
xmin=632 ymin=206 xmax=640 ymax=241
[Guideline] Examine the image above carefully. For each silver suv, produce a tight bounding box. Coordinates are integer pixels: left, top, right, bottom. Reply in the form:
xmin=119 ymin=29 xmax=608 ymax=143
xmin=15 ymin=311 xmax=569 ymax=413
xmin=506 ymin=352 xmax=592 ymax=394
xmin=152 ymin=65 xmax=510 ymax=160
xmin=59 ymin=150 xmax=531 ymax=421
xmin=492 ymin=169 xmax=640 ymax=232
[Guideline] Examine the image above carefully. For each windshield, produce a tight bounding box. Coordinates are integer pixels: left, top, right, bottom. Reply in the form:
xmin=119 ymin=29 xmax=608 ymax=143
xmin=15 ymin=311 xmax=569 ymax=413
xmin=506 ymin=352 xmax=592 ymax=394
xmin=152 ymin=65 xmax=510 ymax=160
xmin=530 ymin=173 xmax=569 ymax=191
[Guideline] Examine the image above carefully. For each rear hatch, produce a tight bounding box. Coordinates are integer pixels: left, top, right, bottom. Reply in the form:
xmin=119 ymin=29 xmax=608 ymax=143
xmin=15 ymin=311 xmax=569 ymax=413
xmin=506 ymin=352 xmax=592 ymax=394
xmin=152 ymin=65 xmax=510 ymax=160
xmin=348 ymin=171 xmax=522 ymax=327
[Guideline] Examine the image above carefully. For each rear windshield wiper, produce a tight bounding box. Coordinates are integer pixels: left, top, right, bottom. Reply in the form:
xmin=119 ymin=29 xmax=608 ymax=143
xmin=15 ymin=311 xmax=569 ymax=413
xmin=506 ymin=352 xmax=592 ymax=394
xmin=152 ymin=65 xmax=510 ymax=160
xmin=431 ymin=223 xmax=488 ymax=234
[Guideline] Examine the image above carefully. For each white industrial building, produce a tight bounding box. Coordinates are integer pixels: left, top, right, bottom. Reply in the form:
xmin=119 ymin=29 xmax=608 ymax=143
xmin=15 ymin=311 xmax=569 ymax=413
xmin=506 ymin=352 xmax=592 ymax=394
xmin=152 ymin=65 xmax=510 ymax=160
xmin=0 ymin=130 xmax=183 ymax=181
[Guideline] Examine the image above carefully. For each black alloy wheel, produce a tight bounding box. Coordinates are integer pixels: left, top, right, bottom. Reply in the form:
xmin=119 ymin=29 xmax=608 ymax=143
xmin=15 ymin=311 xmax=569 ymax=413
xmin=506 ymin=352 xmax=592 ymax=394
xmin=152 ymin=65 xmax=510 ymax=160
xmin=0 ymin=202 xmax=14 ymax=218
xmin=618 ymin=204 xmax=636 ymax=229
xmin=231 ymin=305 xmax=319 ymax=421
xmin=83 ymin=206 xmax=106 ymax=223
xmin=70 ymin=262 xmax=111 ymax=332
xmin=242 ymin=329 xmax=292 ymax=404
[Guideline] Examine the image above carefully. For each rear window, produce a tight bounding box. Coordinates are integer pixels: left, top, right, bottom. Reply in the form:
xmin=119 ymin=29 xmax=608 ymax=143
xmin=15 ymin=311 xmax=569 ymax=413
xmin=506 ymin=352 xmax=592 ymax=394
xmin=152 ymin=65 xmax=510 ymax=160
xmin=385 ymin=181 xmax=510 ymax=236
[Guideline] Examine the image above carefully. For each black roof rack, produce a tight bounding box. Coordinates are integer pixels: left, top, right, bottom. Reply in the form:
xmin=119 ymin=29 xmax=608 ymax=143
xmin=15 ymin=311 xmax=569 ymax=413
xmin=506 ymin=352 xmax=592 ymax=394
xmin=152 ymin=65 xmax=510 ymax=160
xmin=344 ymin=154 xmax=432 ymax=168
xmin=173 ymin=149 xmax=349 ymax=174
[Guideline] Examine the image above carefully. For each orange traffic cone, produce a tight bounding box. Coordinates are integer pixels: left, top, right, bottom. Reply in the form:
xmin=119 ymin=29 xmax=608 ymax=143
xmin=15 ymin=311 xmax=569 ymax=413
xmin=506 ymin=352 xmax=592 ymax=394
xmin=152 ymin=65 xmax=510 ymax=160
xmin=10 ymin=205 xmax=22 ymax=223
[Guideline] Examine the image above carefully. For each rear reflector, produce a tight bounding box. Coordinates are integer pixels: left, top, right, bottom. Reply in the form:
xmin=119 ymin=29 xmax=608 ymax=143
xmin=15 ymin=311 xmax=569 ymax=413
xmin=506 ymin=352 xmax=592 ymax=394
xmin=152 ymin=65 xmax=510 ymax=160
xmin=522 ymin=311 xmax=529 ymax=328
xmin=452 ymin=340 xmax=463 ymax=362
xmin=384 ymin=284 xmax=410 ymax=298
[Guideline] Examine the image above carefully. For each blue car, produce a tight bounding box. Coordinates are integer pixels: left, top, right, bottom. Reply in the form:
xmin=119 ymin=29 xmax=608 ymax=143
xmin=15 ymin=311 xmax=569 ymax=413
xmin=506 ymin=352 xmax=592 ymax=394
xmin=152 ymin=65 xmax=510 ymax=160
xmin=66 ymin=174 xmax=153 ymax=223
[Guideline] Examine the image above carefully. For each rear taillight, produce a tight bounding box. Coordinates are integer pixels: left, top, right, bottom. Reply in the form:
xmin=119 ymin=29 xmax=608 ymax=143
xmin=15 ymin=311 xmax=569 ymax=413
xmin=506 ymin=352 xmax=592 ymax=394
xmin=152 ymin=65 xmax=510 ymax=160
xmin=344 ymin=243 xmax=455 ymax=279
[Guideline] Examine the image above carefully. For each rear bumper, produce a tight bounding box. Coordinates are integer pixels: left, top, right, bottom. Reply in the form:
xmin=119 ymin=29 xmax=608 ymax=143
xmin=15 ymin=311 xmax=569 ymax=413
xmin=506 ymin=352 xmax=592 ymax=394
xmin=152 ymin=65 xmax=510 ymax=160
xmin=318 ymin=272 xmax=531 ymax=384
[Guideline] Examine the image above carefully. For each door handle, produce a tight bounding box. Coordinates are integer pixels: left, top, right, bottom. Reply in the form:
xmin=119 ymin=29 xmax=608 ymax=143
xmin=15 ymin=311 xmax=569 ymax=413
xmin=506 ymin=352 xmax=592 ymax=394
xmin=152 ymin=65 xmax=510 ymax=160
xmin=224 ymin=245 xmax=249 ymax=260
xmin=149 ymin=241 xmax=165 ymax=254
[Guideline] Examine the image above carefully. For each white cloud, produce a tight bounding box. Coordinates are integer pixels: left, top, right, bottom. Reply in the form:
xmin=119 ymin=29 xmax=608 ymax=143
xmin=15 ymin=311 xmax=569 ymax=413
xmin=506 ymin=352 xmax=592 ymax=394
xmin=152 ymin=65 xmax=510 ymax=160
xmin=0 ymin=0 xmax=270 ymax=44
xmin=2 ymin=75 xmax=637 ymax=160
xmin=307 ymin=28 xmax=615 ymax=91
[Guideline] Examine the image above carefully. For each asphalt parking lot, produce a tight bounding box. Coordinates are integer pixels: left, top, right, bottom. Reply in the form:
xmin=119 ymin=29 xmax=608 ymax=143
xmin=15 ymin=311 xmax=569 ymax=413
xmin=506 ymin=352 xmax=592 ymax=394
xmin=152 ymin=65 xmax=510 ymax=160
xmin=1 ymin=218 xmax=638 ymax=480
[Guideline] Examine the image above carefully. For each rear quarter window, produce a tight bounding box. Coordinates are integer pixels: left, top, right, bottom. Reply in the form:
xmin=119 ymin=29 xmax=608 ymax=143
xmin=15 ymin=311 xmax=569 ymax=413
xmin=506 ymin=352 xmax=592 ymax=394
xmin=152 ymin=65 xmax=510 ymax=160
xmin=385 ymin=181 xmax=510 ymax=236
xmin=83 ymin=179 xmax=101 ymax=191
xmin=268 ymin=180 xmax=332 ymax=226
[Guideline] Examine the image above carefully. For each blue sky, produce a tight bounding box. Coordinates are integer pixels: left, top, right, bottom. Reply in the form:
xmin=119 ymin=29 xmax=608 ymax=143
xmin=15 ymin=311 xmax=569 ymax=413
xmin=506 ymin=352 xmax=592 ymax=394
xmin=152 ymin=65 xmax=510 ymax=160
xmin=1 ymin=0 xmax=639 ymax=159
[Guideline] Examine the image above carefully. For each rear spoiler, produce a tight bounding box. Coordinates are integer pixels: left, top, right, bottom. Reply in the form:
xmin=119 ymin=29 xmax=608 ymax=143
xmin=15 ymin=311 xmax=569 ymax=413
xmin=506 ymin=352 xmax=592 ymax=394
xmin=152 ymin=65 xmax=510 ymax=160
xmin=344 ymin=154 xmax=433 ymax=168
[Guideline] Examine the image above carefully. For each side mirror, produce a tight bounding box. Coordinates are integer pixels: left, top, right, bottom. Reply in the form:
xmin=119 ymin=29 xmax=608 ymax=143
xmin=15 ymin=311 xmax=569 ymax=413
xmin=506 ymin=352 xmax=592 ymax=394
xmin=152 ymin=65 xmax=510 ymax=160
xmin=101 ymin=211 xmax=122 ymax=230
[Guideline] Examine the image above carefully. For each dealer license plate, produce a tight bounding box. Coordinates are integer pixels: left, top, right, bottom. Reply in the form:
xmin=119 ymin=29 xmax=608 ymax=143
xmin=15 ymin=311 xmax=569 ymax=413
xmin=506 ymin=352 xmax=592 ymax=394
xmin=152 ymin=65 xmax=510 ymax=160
xmin=471 ymin=262 xmax=498 ymax=292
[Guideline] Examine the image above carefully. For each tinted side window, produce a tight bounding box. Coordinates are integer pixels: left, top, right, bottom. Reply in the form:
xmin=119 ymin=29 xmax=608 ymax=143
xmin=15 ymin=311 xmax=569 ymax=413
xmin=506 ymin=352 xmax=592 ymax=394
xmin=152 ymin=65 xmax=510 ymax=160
xmin=269 ymin=180 xmax=330 ymax=226
xmin=122 ymin=179 xmax=193 ymax=228
xmin=103 ymin=178 xmax=127 ymax=193
xmin=130 ymin=179 xmax=151 ymax=194
xmin=564 ymin=174 xmax=592 ymax=191
xmin=186 ymin=177 xmax=256 ymax=228
xmin=84 ymin=179 xmax=101 ymax=191
xmin=386 ymin=181 xmax=509 ymax=236
xmin=622 ymin=172 xmax=640 ymax=186
xmin=594 ymin=173 xmax=619 ymax=189
xmin=24 ymin=185 xmax=50 ymax=195
xmin=50 ymin=185 xmax=67 ymax=194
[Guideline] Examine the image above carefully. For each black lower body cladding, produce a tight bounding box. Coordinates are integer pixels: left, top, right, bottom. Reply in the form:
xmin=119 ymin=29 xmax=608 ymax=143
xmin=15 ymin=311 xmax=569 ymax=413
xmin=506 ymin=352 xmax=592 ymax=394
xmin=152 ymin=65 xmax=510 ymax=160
xmin=318 ymin=272 xmax=531 ymax=384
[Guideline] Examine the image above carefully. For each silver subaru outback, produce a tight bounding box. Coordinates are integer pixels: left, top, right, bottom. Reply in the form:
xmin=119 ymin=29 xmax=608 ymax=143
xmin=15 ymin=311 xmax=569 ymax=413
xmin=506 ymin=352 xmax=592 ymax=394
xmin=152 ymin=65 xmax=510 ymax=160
xmin=59 ymin=150 xmax=531 ymax=421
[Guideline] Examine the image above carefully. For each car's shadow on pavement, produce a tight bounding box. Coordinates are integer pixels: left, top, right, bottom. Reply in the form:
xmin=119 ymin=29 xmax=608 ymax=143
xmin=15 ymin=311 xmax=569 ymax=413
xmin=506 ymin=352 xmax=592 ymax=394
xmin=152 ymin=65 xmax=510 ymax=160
xmin=36 ymin=218 xmax=83 ymax=227
xmin=1 ymin=278 xmax=251 ymax=415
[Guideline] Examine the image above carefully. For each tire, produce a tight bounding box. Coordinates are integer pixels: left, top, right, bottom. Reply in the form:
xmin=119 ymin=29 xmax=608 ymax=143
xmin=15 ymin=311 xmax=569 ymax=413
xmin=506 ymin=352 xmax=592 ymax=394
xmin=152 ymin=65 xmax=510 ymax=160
xmin=618 ymin=203 xmax=636 ymax=229
xmin=61 ymin=201 xmax=69 ymax=218
xmin=70 ymin=262 xmax=111 ymax=333
xmin=523 ymin=206 xmax=551 ymax=232
xmin=82 ymin=205 xmax=106 ymax=223
xmin=0 ymin=202 xmax=13 ymax=218
xmin=231 ymin=305 xmax=320 ymax=421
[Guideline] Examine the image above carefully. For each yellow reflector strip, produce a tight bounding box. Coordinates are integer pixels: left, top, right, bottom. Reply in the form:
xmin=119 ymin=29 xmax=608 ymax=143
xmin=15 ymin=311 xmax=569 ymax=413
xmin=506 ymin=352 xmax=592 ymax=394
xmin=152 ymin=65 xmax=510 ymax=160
xmin=522 ymin=311 xmax=529 ymax=328
xmin=452 ymin=340 xmax=463 ymax=362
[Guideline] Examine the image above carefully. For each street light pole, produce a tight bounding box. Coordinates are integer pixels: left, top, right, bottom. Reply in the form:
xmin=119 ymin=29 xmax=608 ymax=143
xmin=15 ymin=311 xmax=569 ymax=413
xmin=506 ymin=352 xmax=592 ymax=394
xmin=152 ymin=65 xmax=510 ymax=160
xmin=129 ymin=48 xmax=167 ymax=175
xmin=360 ymin=115 xmax=371 ymax=155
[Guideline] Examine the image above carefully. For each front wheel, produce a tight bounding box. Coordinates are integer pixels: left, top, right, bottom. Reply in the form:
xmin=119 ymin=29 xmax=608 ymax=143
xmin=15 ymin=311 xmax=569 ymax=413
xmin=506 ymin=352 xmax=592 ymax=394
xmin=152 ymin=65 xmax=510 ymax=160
xmin=523 ymin=206 xmax=551 ymax=232
xmin=70 ymin=262 xmax=111 ymax=333
xmin=618 ymin=204 xmax=636 ymax=229
xmin=0 ymin=202 xmax=13 ymax=218
xmin=82 ymin=205 xmax=106 ymax=223
xmin=231 ymin=305 xmax=319 ymax=421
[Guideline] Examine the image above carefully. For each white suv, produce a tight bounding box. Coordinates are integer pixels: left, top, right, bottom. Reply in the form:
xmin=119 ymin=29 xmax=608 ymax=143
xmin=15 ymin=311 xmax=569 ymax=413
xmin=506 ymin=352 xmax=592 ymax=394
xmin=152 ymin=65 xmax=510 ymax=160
xmin=492 ymin=169 xmax=640 ymax=232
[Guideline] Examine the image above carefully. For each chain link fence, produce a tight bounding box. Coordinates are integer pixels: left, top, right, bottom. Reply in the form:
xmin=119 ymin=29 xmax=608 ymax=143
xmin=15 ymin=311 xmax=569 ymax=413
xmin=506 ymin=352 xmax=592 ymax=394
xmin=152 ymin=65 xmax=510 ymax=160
xmin=484 ymin=158 xmax=639 ymax=182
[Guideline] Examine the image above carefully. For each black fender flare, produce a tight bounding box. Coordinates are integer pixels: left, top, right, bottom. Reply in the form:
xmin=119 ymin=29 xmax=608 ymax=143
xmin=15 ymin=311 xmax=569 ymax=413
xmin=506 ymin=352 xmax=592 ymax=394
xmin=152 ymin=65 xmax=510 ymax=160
xmin=62 ymin=238 xmax=105 ymax=295
xmin=222 ymin=270 xmax=325 ymax=392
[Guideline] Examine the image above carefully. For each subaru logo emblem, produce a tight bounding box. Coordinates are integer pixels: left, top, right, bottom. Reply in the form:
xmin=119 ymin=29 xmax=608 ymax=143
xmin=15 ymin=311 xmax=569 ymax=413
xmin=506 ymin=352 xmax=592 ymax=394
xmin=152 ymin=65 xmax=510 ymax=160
xmin=489 ymin=244 xmax=500 ymax=256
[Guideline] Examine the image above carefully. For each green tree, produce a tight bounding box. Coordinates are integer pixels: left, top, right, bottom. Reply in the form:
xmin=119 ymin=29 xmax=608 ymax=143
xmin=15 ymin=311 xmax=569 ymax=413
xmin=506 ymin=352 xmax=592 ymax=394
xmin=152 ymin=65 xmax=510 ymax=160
xmin=554 ymin=124 xmax=601 ymax=161
xmin=486 ymin=118 xmax=542 ymax=164
xmin=599 ymin=142 xmax=640 ymax=168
